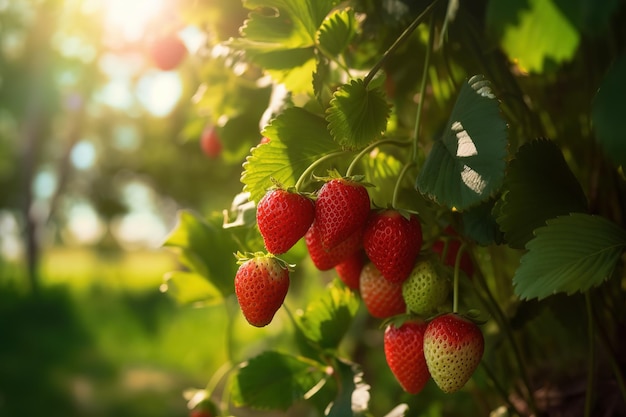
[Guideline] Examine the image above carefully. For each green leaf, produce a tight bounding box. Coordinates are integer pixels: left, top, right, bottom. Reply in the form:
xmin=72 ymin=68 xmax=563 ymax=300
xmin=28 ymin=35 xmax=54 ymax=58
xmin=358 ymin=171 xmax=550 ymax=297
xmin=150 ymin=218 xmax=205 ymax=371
xmin=326 ymin=79 xmax=391 ymax=150
xmin=231 ymin=351 xmax=328 ymax=410
xmin=592 ymin=54 xmax=626 ymax=169
xmin=513 ymin=213 xmax=626 ymax=300
xmin=495 ymin=139 xmax=588 ymax=249
xmin=416 ymin=75 xmax=507 ymax=210
xmin=360 ymin=147 xmax=406 ymax=208
xmin=241 ymin=107 xmax=340 ymax=203
xmin=461 ymin=198 xmax=504 ymax=246
xmin=163 ymin=210 xmax=238 ymax=297
xmin=160 ymin=271 xmax=223 ymax=306
xmin=296 ymin=280 xmax=359 ymax=350
xmin=316 ymin=8 xmax=357 ymax=56
xmin=326 ymin=359 xmax=370 ymax=417
xmin=486 ymin=0 xmax=580 ymax=73
xmin=233 ymin=0 xmax=340 ymax=92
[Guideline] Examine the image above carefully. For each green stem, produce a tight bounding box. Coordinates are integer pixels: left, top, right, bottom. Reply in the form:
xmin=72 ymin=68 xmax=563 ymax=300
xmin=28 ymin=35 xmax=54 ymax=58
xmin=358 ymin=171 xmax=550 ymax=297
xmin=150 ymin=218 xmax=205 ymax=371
xmin=345 ymin=138 xmax=411 ymax=177
xmin=412 ymin=13 xmax=436 ymax=163
xmin=294 ymin=150 xmax=349 ymax=191
xmin=363 ymin=0 xmax=441 ymax=88
xmin=480 ymin=362 xmax=525 ymax=416
xmin=204 ymin=361 xmax=234 ymax=398
xmin=390 ymin=162 xmax=415 ymax=208
xmin=584 ymin=292 xmax=595 ymax=417
xmin=474 ymin=270 xmax=538 ymax=416
xmin=451 ymin=242 xmax=466 ymax=313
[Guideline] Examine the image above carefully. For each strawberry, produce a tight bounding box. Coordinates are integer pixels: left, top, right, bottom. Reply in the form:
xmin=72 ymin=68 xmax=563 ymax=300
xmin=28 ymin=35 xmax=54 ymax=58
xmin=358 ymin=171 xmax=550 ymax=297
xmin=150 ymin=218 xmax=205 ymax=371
xmin=423 ymin=313 xmax=484 ymax=393
xmin=314 ymin=178 xmax=370 ymax=250
xmin=432 ymin=238 xmax=474 ymax=278
xmin=306 ymin=222 xmax=362 ymax=271
xmin=256 ymin=188 xmax=315 ymax=255
xmin=363 ymin=209 xmax=422 ymax=283
xmin=359 ymin=262 xmax=406 ymax=319
xmin=335 ymin=250 xmax=366 ymax=291
xmin=384 ymin=319 xmax=431 ymax=394
xmin=234 ymin=253 xmax=290 ymax=327
xmin=402 ymin=258 xmax=450 ymax=316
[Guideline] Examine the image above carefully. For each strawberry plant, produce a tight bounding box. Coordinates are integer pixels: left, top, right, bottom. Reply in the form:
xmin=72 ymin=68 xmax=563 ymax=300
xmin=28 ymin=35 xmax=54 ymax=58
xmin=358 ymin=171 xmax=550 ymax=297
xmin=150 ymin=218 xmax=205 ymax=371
xmin=161 ymin=0 xmax=626 ymax=416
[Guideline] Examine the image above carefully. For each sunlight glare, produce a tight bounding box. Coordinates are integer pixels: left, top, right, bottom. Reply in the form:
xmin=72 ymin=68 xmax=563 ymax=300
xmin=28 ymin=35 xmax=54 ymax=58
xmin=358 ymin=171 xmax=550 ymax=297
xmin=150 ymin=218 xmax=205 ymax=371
xmin=100 ymin=0 xmax=168 ymax=42
xmin=136 ymin=71 xmax=183 ymax=117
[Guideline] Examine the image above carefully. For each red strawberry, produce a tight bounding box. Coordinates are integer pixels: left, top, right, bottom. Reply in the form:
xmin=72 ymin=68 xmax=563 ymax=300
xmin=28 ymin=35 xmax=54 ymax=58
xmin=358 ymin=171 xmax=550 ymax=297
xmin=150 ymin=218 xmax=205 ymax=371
xmin=149 ymin=32 xmax=187 ymax=71
xmin=256 ymin=188 xmax=315 ymax=255
xmin=363 ymin=209 xmax=423 ymax=283
xmin=200 ymin=125 xmax=222 ymax=158
xmin=432 ymin=239 xmax=474 ymax=278
xmin=234 ymin=253 xmax=290 ymax=327
xmin=306 ymin=222 xmax=362 ymax=271
xmin=384 ymin=320 xmax=430 ymax=394
xmin=314 ymin=178 xmax=370 ymax=250
xmin=423 ymin=313 xmax=484 ymax=393
xmin=359 ymin=262 xmax=406 ymax=319
xmin=335 ymin=250 xmax=366 ymax=291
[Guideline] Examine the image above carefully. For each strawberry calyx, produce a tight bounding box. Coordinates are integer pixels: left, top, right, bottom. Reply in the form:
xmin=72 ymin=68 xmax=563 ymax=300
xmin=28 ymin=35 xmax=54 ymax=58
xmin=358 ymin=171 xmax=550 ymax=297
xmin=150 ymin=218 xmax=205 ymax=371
xmin=312 ymin=169 xmax=374 ymax=188
xmin=233 ymin=251 xmax=295 ymax=271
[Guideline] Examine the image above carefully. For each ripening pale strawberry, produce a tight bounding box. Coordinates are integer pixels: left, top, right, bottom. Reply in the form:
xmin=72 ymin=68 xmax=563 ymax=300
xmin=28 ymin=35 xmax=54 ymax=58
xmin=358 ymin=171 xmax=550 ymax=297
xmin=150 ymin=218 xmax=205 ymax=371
xmin=234 ymin=254 xmax=289 ymax=327
xmin=363 ymin=209 xmax=422 ymax=283
xmin=335 ymin=250 xmax=366 ymax=291
xmin=256 ymin=188 xmax=315 ymax=255
xmin=306 ymin=222 xmax=362 ymax=271
xmin=384 ymin=320 xmax=430 ymax=394
xmin=423 ymin=313 xmax=484 ymax=393
xmin=314 ymin=178 xmax=370 ymax=250
xmin=402 ymin=258 xmax=450 ymax=316
xmin=360 ymin=262 xmax=406 ymax=319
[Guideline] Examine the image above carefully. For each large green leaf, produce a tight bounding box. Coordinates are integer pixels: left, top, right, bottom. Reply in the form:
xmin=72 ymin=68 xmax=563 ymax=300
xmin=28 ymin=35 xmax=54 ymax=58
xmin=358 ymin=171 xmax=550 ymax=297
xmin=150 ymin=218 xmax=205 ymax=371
xmin=513 ymin=213 xmax=626 ymax=300
xmin=486 ymin=0 xmax=580 ymax=73
xmin=316 ymin=8 xmax=357 ymax=57
xmin=495 ymin=139 xmax=588 ymax=249
xmin=162 ymin=210 xmax=238 ymax=297
xmin=232 ymin=0 xmax=340 ymax=92
xmin=231 ymin=351 xmax=328 ymax=410
xmin=592 ymin=54 xmax=626 ymax=169
xmin=241 ymin=107 xmax=340 ymax=203
xmin=326 ymin=79 xmax=391 ymax=150
xmin=296 ymin=280 xmax=359 ymax=351
xmin=416 ymin=75 xmax=507 ymax=210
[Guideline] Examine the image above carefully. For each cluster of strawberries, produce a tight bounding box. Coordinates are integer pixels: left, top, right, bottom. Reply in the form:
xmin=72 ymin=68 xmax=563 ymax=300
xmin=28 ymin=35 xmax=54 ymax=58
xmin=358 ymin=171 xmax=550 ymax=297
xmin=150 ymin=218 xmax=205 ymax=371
xmin=233 ymin=177 xmax=483 ymax=395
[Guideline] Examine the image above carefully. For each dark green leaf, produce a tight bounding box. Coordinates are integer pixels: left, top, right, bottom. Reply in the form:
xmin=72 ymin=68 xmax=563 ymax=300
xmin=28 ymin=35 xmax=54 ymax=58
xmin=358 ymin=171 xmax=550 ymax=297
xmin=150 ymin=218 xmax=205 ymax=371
xmin=495 ymin=139 xmax=588 ymax=249
xmin=592 ymin=54 xmax=626 ymax=168
xmin=231 ymin=351 xmax=328 ymax=410
xmin=317 ymin=8 xmax=357 ymax=56
xmin=296 ymin=280 xmax=359 ymax=350
xmin=163 ymin=210 xmax=238 ymax=297
xmin=417 ymin=75 xmax=507 ymax=210
xmin=241 ymin=107 xmax=340 ymax=203
xmin=486 ymin=0 xmax=580 ymax=73
xmin=513 ymin=213 xmax=626 ymax=300
xmin=326 ymin=359 xmax=370 ymax=417
xmin=326 ymin=79 xmax=391 ymax=150
xmin=461 ymin=198 xmax=503 ymax=246
xmin=160 ymin=271 xmax=223 ymax=306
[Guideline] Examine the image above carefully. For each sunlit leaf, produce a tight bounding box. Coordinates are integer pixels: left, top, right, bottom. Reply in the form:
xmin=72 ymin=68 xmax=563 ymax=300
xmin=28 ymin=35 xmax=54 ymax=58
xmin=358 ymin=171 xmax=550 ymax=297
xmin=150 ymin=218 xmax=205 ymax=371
xmin=160 ymin=271 xmax=223 ymax=306
xmin=231 ymin=351 xmax=328 ymax=410
xmin=241 ymin=107 xmax=340 ymax=203
xmin=486 ymin=0 xmax=580 ymax=73
xmin=513 ymin=213 xmax=626 ymax=300
xmin=326 ymin=79 xmax=391 ymax=150
xmin=592 ymin=54 xmax=626 ymax=169
xmin=296 ymin=280 xmax=359 ymax=350
xmin=163 ymin=210 xmax=238 ymax=297
xmin=495 ymin=139 xmax=588 ymax=249
xmin=317 ymin=8 xmax=357 ymax=56
xmin=360 ymin=147 xmax=407 ymax=208
xmin=416 ymin=75 xmax=507 ymax=210
xmin=326 ymin=359 xmax=370 ymax=417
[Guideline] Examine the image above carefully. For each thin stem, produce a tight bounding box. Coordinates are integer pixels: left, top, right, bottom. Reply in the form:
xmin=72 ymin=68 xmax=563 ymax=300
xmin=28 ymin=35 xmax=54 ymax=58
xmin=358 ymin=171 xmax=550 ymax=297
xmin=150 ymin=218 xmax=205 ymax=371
xmin=412 ymin=12 xmax=436 ymax=163
xmin=363 ymin=0 xmax=441 ymax=87
xmin=584 ymin=292 xmax=595 ymax=417
xmin=204 ymin=361 xmax=234 ymax=398
xmin=345 ymin=138 xmax=411 ymax=177
xmin=294 ymin=150 xmax=349 ymax=191
xmin=452 ymin=242 xmax=466 ymax=313
xmin=391 ymin=161 xmax=415 ymax=208
xmin=480 ymin=362 xmax=525 ymax=417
